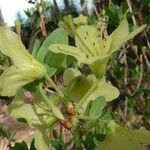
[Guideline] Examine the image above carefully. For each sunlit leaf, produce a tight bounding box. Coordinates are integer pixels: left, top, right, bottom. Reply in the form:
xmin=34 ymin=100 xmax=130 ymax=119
xmin=8 ymin=102 xmax=42 ymax=126
xmin=44 ymin=51 xmax=65 ymax=72
xmin=34 ymin=127 xmax=49 ymax=150
xmin=64 ymin=74 xmax=97 ymax=102
xmin=96 ymin=121 xmax=150 ymax=150
xmin=81 ymin=78 xmax=119 ymax=110
xmin=90 ymin=96 xmax=106 ymax=118
xmin=36 ymin=28 xmax=68 ymax=62
xmin=63 ymin=68 xmax=81 ymax=86
xmin=89 ymin=78 xmax=120 ymax=102
xmin=32 ymin=38 xmax=42 ymax=58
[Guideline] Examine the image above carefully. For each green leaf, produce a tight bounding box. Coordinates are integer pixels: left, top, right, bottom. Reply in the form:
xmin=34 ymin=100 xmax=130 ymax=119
xmin=34 ymin=127 xmax=49 ymax=150
xmin=83 ymin=132 xmax=96 ymax=150
xmin=44 ymin=51 xmax=65 ymax=71
xmin=60 ymin=55 xmax=75 ymax=72
xmin=96 ymin=121 xmax=150 ymax=150
xmin=0 ymin=126 xmax=11 ymax=139
xmin=49 ymin=44 xmax=86 ymax=63
xmin=8 ymin=96 xmax=42 ymax=126
xmin=83 ymin=119 xmax=99 ymax=132
xmin=90 ymin=96 xmax=106 ymax=118
xmin=63 ymin=68 xmax=81 ymax=86
xmin=64 ymin=74 xmax=96 ymax=102
xmin=81 ymin=78 xmax=119 ymax=111
xmin=105 ymin=4 xmax=120 ymax=25
xmin=119 ymin=2 xmax=128 ymax=19
xmin=30 ymin=140 xmax=36 ymax=150
xmin=14 ymin=88 xmax=26 ymax=103
xmin=0 ymin=51 xmax=6 ymax=63
xmin=50 ymin=139 xmax=66 ymax=150
xmin=32 ymin=38 xmax=42 ymax=58
xmin=45 ymin=65 xmax=56 ymax=76
xmin=144 ymin=0 xmax=150 ymax=5
xmin=36 ymin=28 xmax=68 ymax=62
xmin=35 ymin=85 xmax=64 ymax=120
xmin=12 ymin=141 xmax=28 ymax=150
xmin=89 ymin=78 xmax=119 ymax=102
xmin=51 ymin=103 xmax=64 ymax=120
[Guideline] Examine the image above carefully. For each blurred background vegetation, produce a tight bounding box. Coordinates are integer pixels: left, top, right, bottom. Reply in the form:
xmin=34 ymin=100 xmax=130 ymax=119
xmin=0 ymin=0 xmax=150 ymax=149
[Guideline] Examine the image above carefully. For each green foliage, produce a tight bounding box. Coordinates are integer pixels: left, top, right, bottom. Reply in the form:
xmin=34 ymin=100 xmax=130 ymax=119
xmin=12 ymin=142 xmax=28 ymax=150
xmin=0 ymin=126 xmax=11 ymax=139
xmin=0 ymin=1 xmax=150 ymax=149
xmin=83 ymin=132 xmax=96 ymax=150
xmin=90 ymin=96 xmax=106 ymax=118
xmin=63 ymin=68 xmax=81 ymax=86
xmin=36 ymin=28 xmax=68 ymax=63
xmin=96 ymin=121 xmax=150 ymax=150
xmin=34 ymin=128 xmax=49 ymax=150
xmin=106 ymin=2 xmax=128 ymax=25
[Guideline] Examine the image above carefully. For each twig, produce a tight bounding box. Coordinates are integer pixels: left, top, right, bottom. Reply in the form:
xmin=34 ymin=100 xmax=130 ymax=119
xmin=40 ymin=15 xmax=47 ymax=37
xmin=124 ymin=96 xmax=128 ymax=120
xmin=131 ymin=54 xmax=143 ymax=96
xmin=93 ymin=5 xmax=100 ymax=19
xmin=142 ymin=47 xmax=150 ymax=69
xmin=45 ymin=74 xmax=64 ymax=97
xmin=37 ymin=0 xmax=47 ymax=37
xmin=126 ymin=0 xmax=137 ymax=26
xmin=123 ymin=46 xmax=128 ymax=86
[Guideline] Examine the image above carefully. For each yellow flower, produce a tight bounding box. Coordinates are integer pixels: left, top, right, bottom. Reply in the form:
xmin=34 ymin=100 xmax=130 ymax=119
xmin=49 ymin=17 xmax=146 ymax=77
xmin=0 ymin=27 xmax=46 ymax=96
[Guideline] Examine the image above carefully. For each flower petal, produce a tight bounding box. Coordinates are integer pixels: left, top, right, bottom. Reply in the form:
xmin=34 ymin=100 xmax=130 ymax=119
xmin=49 ymin=44 xmax=86 ymax=62
xmin=0 ymin=27 xmax=33 ymax=67
xmin=106 ymin=17 xmax=146 ymax=54
xmin=106 ymin=17 xmax=129 ymax=54
xmin=75 ymin=25 xmax=100 ymax=57
xmin=0 ymin=66 xmax=33 ymax=96
xmin=86 ymin=55 xmax=110 ymax=77
xmin=124 ymin=24 xmax=147 ymax=42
